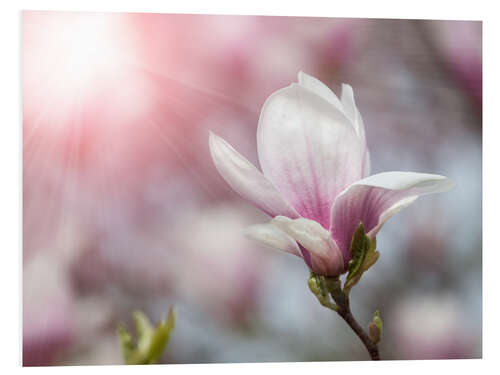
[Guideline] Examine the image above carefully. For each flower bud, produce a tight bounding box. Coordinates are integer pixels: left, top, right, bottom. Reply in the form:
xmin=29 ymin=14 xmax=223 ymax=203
xmin=369 ymin=310 xmax=383 ymax=344
xmin=369 ymin=322 xmax=381 ymax=344
xmin=307 ymin=273 xmax=321 ymax=296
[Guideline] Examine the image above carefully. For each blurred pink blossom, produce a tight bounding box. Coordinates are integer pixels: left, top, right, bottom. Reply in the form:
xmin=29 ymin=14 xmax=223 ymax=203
xmin=391 ymin=294 xmax=473 ymax=359
xmin=430 ymin=21 xmax=482 ymax=108
xmin=23 ymin=254 xmax=73 ymax=366
xmin=167 ymin=203 xmax=268 ymax=324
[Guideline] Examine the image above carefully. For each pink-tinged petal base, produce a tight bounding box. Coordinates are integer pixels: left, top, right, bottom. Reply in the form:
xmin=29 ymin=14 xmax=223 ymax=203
xmin=330 ymin=172 xmax=455 ymax=262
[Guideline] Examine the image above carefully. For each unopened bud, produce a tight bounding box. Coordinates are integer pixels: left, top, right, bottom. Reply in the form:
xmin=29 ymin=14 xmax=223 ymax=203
xmin=373 ymin=310 xmax=383 ymax=331
xmin=308 ymin=273 xmax=321 ymax=296
xmin=368 ymin=322 xmax=381 ymax=344
xmin=369 ymin=310 xmax=383 ymax=344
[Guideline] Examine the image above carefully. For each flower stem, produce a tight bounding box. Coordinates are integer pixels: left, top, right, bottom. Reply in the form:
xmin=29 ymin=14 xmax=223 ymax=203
xmin=308 ymin=273 xmax=381 ymax=360
xmin=335 ymin=300 xmax=380 ymax=360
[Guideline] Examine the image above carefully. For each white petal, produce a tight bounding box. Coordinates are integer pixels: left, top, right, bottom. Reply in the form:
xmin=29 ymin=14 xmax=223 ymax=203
xmin=271 ymin=216 xmax=344 ymax=276
xmin=341 ymin=83 xmax=366 ymax=142
xmin=297 ymin=71 xmax=345 ymax=113
xmin=350 ymin=171 xmax=456 ymax=192
xmin=298 ymin=73 xmax=367 ymax=145
xmin=257 ymin=83 xmax=365 ymax=228
xmin=271 ymin=216 xmax=333 ymax=256
xmin=244 ymin=223 xmax=301 ymax=257
xmin=362 ymin=149 xmax=371 ymax=178
xmin=341 ymin=84 xmax=356 ymax=122
xmin=209 ymin=132 xmax=299 ymax=218
xmin=330 ymin=171 xmax=455 ymax=259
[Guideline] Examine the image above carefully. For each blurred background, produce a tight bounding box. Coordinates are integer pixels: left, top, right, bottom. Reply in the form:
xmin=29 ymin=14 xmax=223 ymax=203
xmin=22 ymin=11 xmax=482 ymax=365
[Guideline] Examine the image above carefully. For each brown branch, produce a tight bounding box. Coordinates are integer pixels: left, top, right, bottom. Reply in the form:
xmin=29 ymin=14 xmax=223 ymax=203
xmin=336 ymin=302 xmax=380 ymax=361
xmin=308 ymin=273 xmax=381 ymax=360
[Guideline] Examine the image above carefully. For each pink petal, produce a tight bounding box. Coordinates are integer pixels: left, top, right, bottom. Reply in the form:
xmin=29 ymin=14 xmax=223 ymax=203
xmin=330 ymin=172 xmax=455 ymax=261
xmin=257 ymin=82 xmax=365 ymax=229
xmin=209 ymin=132 xmax=299 ymax=218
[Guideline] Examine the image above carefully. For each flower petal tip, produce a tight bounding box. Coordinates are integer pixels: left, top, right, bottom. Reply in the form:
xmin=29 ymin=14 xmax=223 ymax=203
xmin=208 ymin=130 xmax=217 ymax=147
xmin=437 ymin=176 xmax=456 ymax=192
xmin=208 ymin=131 xmax=226 ymax=162
xmin=407 ymin=173 xmax=456 ymax=194
xmin=297 ymin=70 xmax=310 ymax=83
xmin=208 ymin=130 xmax=220 ymax=144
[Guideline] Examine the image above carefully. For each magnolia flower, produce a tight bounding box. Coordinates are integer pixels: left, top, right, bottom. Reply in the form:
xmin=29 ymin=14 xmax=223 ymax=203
xmin=209 ymin=72 xmax=454 ymax=277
